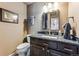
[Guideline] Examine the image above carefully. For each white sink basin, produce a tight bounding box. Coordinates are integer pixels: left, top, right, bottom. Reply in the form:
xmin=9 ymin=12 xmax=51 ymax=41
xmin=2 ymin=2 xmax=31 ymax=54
xmin=49 ymin=36 xmax=57 ymax=39
xmin=41 ymin=35 xmax=57 ymax=39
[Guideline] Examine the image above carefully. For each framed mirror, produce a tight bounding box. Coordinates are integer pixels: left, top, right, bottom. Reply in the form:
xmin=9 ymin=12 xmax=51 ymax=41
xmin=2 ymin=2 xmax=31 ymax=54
xmin=50 ymin=10 xmax=60 ymax=31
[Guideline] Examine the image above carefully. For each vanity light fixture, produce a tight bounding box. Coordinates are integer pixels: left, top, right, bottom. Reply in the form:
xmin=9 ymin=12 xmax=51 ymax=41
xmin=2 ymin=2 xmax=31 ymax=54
xmin=43 ymin=2 xmax=58 ymax=13
xmin=43 ymin=3 xmax=53 ymax=13
xmin=54 ymin=2 xmax=58 ymax=10
xmin=43 ymin=5 xmax=48 ymax=13
xmin=48 ymin=3 xmax=53 ymax=12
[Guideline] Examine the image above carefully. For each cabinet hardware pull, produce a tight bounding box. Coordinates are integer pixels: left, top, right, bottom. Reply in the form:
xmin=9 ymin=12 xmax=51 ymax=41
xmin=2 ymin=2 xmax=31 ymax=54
xmin=43 ymin=43 xmax=48 ymax=46
xmin=64 ymin=48 xmax=73 ymax=52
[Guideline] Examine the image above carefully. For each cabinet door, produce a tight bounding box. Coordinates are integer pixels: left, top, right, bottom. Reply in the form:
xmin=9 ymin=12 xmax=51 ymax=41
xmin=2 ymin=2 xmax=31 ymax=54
xmin=47 ymin=49 xmax=69 ymax=56
xmin=77 ymin=47 xmax=79 ymax=55
xmin=58 ymin=42 xmax=77 ymax=55
xmin=30 ymin=44 xmax=46 ymax=56
xmin=48 ymin=41 xmax=58 ymax=49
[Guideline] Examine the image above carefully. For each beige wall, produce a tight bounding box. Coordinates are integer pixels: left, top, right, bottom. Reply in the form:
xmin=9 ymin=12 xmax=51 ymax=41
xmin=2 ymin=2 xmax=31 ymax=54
xmin=68 ymin=2 xmax=79 ymax=37
xmin=0 ymin=2 xmax=27 ymax=55
xmin=58 ymin=2 xmax=68 ymax=32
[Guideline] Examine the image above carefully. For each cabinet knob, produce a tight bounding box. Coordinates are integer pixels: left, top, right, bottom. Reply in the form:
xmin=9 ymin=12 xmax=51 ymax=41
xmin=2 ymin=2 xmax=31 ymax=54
xmin=47 ymin=50 xmax=49 ymax=52
xmin=42 ymin=48 xmax=45 ymax=50
xmin=43 ymin=43 xmax=48 ymax=46
xmin=64 ymin=48 xmax=73 ymax=52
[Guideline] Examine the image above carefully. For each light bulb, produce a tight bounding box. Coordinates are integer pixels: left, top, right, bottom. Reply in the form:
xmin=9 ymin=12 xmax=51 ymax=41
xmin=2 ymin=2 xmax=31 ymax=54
xmin=43 ymin=5 xmax=48 ymax=13
xmin=48 ymin=3 xmax=52 ymax=9
xmin=54 ymin=2 xmax=58 ymax=10
xmin=48 ymin=3 xmax=53 ymax=12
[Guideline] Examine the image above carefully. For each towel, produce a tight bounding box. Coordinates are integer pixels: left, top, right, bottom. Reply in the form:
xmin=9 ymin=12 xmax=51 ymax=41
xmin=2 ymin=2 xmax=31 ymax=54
xmin=63 ymin=23 xmax=71 ymax=39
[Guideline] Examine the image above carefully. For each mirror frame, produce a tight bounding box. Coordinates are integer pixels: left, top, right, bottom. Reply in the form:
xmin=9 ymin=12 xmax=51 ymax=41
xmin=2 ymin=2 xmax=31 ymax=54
xmin=50 ymin=10 xmax=60 ymax=32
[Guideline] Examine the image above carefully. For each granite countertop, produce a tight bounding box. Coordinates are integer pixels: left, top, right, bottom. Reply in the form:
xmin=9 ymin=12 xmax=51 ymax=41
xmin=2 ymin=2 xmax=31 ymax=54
xmin=30 ymin=34 xmax=79 ymax=46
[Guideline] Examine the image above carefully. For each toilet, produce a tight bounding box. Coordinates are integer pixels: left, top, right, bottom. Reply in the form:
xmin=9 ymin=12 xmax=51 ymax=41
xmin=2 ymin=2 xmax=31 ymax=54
xmin=16 ymin=35 xmax=30 ymax=56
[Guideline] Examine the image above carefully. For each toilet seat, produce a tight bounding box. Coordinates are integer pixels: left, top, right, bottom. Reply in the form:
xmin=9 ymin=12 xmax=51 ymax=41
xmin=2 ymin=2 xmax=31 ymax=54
xmin=17 ymin=43 xmax=30 ymax=50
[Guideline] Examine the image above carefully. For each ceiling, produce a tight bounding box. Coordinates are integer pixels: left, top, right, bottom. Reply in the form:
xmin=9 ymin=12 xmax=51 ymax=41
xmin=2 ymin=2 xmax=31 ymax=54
xmin=24 ymin=2 xmax=33 ymax=5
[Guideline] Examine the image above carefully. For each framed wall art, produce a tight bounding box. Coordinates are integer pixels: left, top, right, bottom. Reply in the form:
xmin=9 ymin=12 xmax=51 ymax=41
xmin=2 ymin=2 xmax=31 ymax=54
xmin=0 ymin=8 xmax=19 ymax=24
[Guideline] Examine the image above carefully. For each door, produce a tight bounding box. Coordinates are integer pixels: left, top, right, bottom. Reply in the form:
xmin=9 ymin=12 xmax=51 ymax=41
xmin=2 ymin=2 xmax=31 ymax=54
xmin=30 ymin=44 xmax=46 ymax=56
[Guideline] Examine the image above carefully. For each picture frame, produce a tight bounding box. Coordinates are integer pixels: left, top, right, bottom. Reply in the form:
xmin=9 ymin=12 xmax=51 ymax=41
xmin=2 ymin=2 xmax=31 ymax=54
xmin=68 ymin=17 xmax=74 ymax=27
xmin=0 ymin=8 xmax=19 ymax=24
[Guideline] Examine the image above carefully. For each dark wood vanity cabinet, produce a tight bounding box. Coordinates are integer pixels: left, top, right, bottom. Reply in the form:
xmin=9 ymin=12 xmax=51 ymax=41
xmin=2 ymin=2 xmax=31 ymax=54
xmin=30 ymin=37 xmax=79 ymax=56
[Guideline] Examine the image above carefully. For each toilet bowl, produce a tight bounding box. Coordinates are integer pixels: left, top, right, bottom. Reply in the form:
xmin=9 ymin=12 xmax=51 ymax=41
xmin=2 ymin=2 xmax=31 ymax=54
xmin=16 ymin=43 xmax=30 ymax=56
xmin=16 ymin=35 xmax=31 ymax=56
xmin=17 ymin=43 xmax=30 ymax=50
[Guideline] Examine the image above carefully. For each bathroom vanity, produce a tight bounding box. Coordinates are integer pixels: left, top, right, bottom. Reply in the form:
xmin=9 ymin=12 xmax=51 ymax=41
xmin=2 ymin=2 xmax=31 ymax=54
xmin=30 ymin=35 xmax=79 ymax=56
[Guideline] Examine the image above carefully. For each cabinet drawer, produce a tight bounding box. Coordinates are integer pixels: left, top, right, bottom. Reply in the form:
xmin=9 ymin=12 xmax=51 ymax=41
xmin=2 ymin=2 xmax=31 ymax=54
xmin=30 ymin=37 xmax=48 ymax=47
xmin=48 ymin=41 xmax=58 ymax=49
xmin=48 ymin=49 xmax=69 ymax=56
xmin=58 ymin=42 xmax=77 ymax=55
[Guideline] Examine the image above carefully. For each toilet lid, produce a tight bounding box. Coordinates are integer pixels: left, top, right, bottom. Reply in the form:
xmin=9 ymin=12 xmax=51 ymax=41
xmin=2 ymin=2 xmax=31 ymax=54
xmin=17 ymin=43 xmax=30 ymax=49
